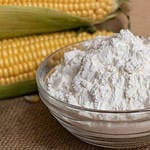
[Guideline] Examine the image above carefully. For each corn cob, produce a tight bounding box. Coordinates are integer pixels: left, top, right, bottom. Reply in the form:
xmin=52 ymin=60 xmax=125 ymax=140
xmin=0 ymin=0 xmax=127 ymax=39
xmin=0 ymin=6 xmax=93 ymax=39
xmin=0 ymin=0 xmax=127 ymax=21
xmin=0 ymin=30 xmax=113 ymax=99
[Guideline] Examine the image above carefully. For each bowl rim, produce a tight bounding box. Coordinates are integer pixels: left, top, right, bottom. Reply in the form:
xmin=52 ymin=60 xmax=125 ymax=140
xmin=36 ymin=42 xmax=150 ymax=114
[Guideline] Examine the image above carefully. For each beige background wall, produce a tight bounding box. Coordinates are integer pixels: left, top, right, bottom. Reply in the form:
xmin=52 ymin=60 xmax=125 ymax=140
xmin=99 ymin=0 xmax=150 ymax=37
xmin=130 ymin=0 xmax=150 ymax=36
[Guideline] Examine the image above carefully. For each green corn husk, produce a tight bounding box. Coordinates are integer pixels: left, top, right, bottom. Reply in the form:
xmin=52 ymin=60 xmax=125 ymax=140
xmin=0 ymin=6 xmax=92 ymax=39
xmin=0 ymin=79 xmax=37 ymax=100
xmin=0 ymin=0 xmax=128 ymax=39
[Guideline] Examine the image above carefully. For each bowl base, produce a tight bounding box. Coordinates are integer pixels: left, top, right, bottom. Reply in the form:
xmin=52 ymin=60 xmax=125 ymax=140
xmin=73 ymin=133 xmax=150 ymax=149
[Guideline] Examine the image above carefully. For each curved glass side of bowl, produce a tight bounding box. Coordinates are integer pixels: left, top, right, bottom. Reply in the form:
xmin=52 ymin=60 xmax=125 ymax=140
xmin=36 ymin=41 xmax=150 ymax=149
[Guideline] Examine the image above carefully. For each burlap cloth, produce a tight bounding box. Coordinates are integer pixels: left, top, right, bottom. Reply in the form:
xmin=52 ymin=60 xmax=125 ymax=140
xmin=0 ymin=98 xmax=149 ymax=150
xmin=0 ymin=0 xmax=150 ymax=149
xmin=1 ymin=98 xmax=102 ymax=150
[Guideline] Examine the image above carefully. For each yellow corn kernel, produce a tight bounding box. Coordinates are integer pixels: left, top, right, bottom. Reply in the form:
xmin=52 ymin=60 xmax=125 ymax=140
xmin=24 ymin=95 xmax=40 ymax=103
xmin=0 ymin=0 xmax=114 ymax=21
xmin=0 ymin=30 xmax=113 ymax=85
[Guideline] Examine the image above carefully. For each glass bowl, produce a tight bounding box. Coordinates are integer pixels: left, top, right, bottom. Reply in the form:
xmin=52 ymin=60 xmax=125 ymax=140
xmin=36 ymin=41 xmax=150 ymax=149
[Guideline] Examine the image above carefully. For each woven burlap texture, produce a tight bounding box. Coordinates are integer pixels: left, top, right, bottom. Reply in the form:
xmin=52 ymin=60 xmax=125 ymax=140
xmin=0 ymin=98 xmax=149 ymax=150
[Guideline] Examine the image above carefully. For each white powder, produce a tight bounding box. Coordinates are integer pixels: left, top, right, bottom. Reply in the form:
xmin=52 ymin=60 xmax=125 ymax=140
xmin=47 ymin=30 xmax=150 ymax=111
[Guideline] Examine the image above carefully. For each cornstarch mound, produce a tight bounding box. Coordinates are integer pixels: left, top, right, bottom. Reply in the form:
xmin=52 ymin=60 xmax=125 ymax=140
xmin=47 ymin=30 xmax=150 ymax=111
